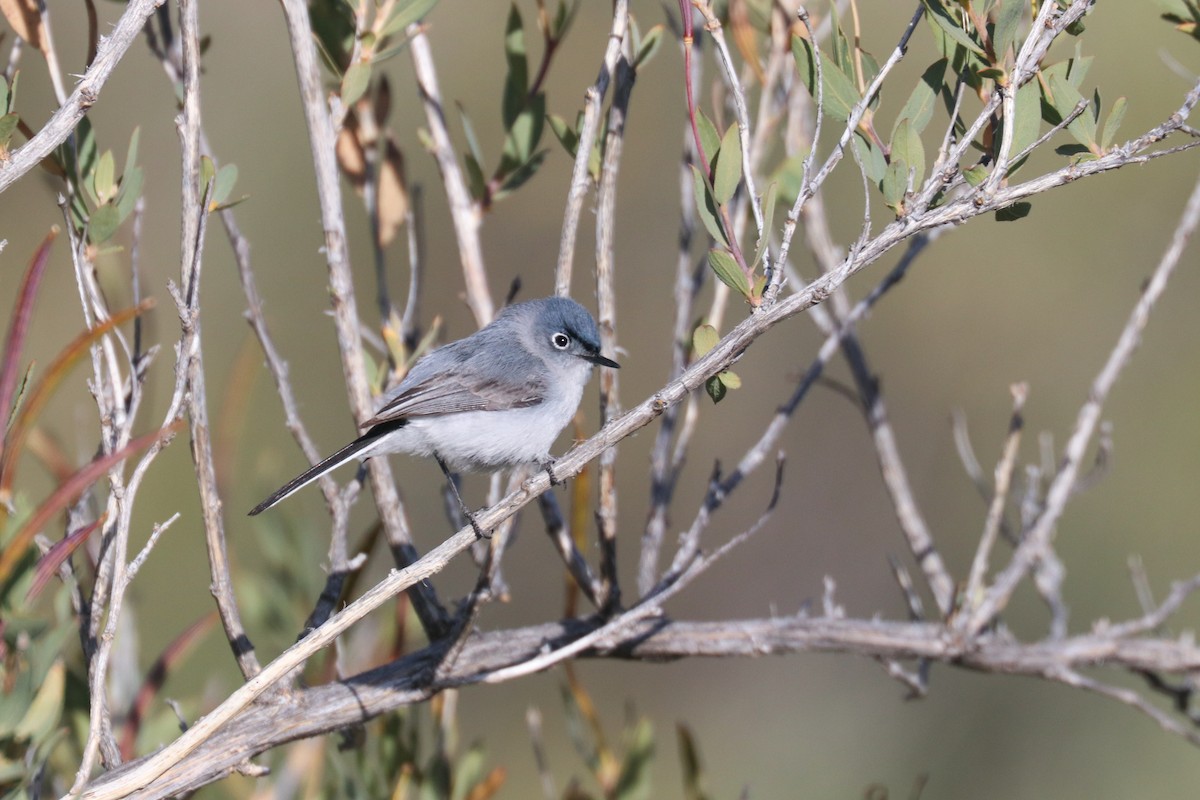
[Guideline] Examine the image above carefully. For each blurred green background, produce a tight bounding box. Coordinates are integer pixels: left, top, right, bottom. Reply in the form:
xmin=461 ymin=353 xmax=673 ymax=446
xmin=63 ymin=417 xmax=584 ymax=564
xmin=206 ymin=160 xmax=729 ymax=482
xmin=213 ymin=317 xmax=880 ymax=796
xmin=4 ymin=1 xmax=1200 ymax=797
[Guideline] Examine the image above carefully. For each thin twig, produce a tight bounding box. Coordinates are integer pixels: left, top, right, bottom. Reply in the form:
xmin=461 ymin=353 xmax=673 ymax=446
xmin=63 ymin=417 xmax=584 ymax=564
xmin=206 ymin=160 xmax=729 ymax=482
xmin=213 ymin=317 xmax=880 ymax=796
xmin=554 ymin=0 xmax=629 ymax=295
xmin=969 ymin=167 xmax=1200 ymax=634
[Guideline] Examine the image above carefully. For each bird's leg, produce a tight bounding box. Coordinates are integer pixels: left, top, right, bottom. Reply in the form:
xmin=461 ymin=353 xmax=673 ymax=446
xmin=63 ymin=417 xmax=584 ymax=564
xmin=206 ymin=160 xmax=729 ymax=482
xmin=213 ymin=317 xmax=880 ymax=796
xmin=435 ymin=455 xmax=490 ymax=539
xmin=540 ymin=456 xmax=562 ymax=486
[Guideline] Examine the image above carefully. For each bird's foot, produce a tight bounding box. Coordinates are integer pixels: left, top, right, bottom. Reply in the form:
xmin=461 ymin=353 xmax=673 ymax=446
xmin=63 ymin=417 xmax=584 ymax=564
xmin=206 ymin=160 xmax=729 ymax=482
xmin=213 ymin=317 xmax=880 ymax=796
xmin=541 ymin=457 xmax=562 ymax=486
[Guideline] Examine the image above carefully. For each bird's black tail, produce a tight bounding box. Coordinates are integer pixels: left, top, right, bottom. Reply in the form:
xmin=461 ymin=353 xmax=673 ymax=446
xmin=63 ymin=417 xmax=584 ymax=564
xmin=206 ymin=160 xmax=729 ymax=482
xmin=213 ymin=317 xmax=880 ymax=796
xmin=248 ymin=424 xmax=398 ymax=516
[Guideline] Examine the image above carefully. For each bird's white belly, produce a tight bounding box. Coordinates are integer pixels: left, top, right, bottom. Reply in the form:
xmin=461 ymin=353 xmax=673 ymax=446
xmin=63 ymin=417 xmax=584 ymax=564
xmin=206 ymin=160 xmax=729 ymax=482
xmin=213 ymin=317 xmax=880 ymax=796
xmin=367 ymin=377 xmax=585 ymax=472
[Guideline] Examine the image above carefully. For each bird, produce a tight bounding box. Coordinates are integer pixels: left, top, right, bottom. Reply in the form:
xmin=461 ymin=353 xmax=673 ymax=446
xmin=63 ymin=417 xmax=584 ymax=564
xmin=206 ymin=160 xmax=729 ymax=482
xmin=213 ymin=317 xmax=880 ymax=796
xmin=248 ymin=296 xmax=619 ymax=531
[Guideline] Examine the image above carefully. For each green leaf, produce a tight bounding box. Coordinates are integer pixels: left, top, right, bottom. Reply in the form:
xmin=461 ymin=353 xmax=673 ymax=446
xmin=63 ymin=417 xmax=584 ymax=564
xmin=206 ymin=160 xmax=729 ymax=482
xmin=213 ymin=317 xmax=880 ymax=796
xmin=977 ymin=66 xmax=1006 ymax=81
xmin=713 ymin=123 xmax=742 ymax=205
xmin=705 ymin=375 xmax=727 ymax=403
xmin=962 ymin=164 xmax=988 ymax=186
xmin=1006 ymin=81 xmax=1041 ymax=170
xmin=719 ymin=370 xmax=741 ymax=390
xmin=494 ymin=149 xmax=547 ymax=200
xmin=829 ymin=3 xmax=852 ymax=77
xmin=692 ymin=323 xmax=719 ymax=357
xmin=791 ymin=34 xmax=862 ymax=122
xmin=341 ymin=61 xmax=371 ymax=107
xmin=199 ymin=154 xmax=215 ymax=192
xmin=695 ymin=110 xmax=721 ymax=171
xmin=457 ymin=101 xmax=485 ymax=166
xmin=14 ymin=660 xmax=63 ymax=742
xmin=751 ymin=181 xmax=777 ymax=270
xmin=1101 ymin=95 xmax=1127 ymax=152
xmin=0 ymin=74 xmax=8 ymax=114
xmin=690 ymin=165 xmax=728 ymax=246
xmin=1045 ymin=71 xmax=1097 ymax=153
xmin=213 ymin=163 xmax=238 ymax=207
xmin=894 ymin=59 xmax=947 ymax=136
xmin=464 ymin=152 xmax=486 ymax=201
xmin=881 ymin=159 xmax=908 ymax=209
xmin=0 ymin=112 xmax=18 ymax=147
xmin=992 ymin=0 xmax=1025 ymax=62
xmin=124 ymin=126 xmax=140 ymax=175
xmin=502 ymin=4 xmax=528 ymax=129
xmin=707 ymin=248 xmax=750 ymax=297
xmin=890 ymin=118 xmax=925 ymax=188
xmin=995 ymin=201 xmax=1032 ymax=221
xmin=115 ymin=165 xmax=143 ymax=223
xmin=547 ymin=113 xmax=578 ymax=156
xmin=379 ymin=0 xmax=439 ymax=38
xmin=502 ymin=92 xmax=545 ymax=167
xmin=634 ymin=24 xmax=664 ymax=68
xmin=93 ymin=150 xmax=115 ymax=204
xmin=853 ymin=131 xmax=886 ymax=185
xmin=88 ymin=204 xmax=121 ymax=244
xmin=921 ymin=0 xmax=986 ymax=55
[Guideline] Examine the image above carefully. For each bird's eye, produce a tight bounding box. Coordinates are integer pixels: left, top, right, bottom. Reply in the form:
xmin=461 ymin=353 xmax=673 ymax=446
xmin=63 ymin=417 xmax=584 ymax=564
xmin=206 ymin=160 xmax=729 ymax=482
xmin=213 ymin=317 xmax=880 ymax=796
xmin=551 ymin=332 xmax=571 ymax=350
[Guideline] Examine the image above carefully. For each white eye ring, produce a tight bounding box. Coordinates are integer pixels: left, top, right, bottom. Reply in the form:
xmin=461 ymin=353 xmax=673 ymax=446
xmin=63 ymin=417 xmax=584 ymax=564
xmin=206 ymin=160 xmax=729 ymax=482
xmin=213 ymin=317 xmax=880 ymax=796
xmin=551 ymin=332 xmax=571 ymax=350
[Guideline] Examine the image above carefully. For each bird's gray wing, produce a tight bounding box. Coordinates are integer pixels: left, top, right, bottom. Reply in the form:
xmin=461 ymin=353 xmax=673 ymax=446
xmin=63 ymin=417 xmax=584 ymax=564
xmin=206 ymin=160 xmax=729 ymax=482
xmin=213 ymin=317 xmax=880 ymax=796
xmin=363 ymin=344 xmax=546 ymax=426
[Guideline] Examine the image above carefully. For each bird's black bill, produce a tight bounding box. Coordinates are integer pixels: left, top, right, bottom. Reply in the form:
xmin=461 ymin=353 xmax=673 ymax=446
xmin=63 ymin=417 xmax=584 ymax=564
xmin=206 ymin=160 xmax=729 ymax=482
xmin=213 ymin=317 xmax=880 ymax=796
xmin=584 ymin=353 xmax=620 ymax=369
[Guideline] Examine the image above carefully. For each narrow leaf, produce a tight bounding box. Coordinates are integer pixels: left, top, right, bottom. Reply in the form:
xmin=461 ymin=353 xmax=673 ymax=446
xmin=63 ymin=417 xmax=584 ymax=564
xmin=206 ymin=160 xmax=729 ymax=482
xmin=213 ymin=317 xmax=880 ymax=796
xmin=992 ymin=0 xmax=1025 ymax=62
xmin=379 ymin=0 xmax=439 ymax=38
xmin=1101 ymin=95 xmax=1127 ymax=152
xmin=502 ymin=4 xmax=528 ymax=129
xmin=881 ymin=159 xmax=908 ymax=209
xmin=920 ymin=0 xmax=985 ymax=55
xmin=695 ymin=110 xmax=721 ymax=171
xmin=547 ymin=113 xmax=578 ymax=156
xmin=712 ymin=123 xmax=742 ymax=205
xmin=894 ymin=59 xmax=947 ymax=136
xmin=0 ymin=420 xmax=182 ymax=583
xmin=690 ymin=165 xmax=728 ymax=246
xmin=751 ymin=181 xmax=778 ymax=270
xmin=1 ymin=301 xmax=154 ymax=492
xmin=0 ymin=229 xmax=55 ymax=461
xmin=26 ymin=515 xmax=106 ymax=601
xmin=791 ymin=34 xmax=861 ymax=122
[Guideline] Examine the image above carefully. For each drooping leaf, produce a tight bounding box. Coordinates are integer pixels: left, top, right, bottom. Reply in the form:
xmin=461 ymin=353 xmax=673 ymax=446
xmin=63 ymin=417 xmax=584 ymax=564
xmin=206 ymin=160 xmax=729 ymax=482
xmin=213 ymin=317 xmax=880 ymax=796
xmin=707 ymin=248 xmax=750 ymax=297
xmin=995 ymin=200 xmax=1032 ymax=221
xmin=705 ymin=374 xmax=727 ymax=404
xmin=712 ymin=123 xmax=742 ymax=205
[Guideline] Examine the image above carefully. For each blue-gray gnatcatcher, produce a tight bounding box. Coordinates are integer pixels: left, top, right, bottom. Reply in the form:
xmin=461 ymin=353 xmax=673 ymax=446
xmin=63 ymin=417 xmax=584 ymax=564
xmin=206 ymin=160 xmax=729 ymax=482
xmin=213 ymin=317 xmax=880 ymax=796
xmin=249 ymin=296 xmax=619 ymax=520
